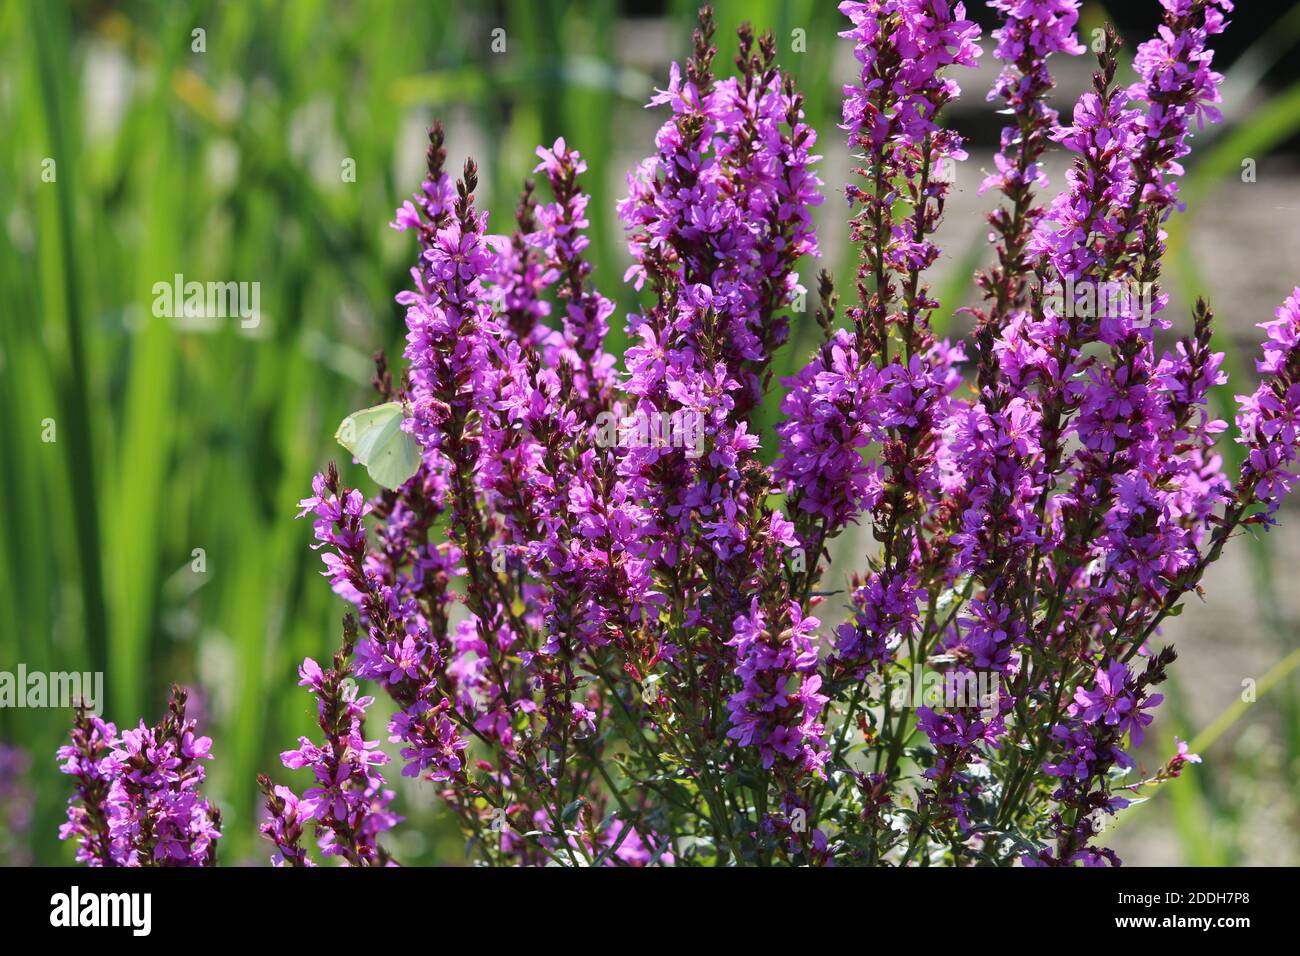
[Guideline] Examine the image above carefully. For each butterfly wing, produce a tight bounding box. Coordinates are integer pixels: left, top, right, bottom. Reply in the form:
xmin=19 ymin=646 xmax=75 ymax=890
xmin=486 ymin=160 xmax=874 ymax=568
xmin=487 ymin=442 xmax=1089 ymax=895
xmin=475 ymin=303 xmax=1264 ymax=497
xmin=334 ymin=402 xmax=420 ymax=490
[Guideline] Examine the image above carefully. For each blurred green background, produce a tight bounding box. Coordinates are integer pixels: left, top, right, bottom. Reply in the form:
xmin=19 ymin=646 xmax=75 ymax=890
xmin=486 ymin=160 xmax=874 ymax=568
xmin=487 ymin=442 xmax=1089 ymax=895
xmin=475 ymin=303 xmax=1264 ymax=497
xmin=2 ymin=0 xmax=1298 ymax=865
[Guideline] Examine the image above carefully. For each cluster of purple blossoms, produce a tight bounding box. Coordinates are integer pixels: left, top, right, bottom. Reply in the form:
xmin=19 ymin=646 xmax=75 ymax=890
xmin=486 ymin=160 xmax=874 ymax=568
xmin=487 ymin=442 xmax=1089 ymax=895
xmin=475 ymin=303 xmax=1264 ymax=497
xmin=259 ymin=621 xmax=401 ymax=866
xmin=57 ymin=688 xmax=221 ymax=867
xmin=60 ymin=1 xmax=1300 ymax=867
xmin=727 ymin=596 xmax=828 ymax=775
xmin=1237 ymin=289 xmax=1300 ymax=517
xmin=296 ymin=465 xmax=469 ymax=795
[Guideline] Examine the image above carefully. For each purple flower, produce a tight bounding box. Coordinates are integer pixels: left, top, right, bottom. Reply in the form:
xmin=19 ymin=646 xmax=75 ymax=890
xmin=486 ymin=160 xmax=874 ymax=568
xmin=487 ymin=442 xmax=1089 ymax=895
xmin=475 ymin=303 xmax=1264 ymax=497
xmin=1070 ymin=661 xmax=1137 ymax=729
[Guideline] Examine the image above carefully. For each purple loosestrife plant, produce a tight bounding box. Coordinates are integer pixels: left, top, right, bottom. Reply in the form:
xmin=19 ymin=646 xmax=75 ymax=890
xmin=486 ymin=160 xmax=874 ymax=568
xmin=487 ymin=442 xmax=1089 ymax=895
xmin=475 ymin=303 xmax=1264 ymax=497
xmin=283 ymin=0 xmax=1297 ymax=867
xmin=58 ymin=688 xmax=221 ymax=866
xmin=61 ymin=0 xmax=1298 ymax=867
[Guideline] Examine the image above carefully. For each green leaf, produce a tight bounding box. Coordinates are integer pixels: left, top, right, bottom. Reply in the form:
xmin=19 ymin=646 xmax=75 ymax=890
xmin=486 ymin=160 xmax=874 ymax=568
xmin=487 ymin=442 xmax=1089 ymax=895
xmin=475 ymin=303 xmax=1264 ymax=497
xmin=334 ymin=402 xmax=420 ymax=490
xmin=561 ymin=799 xmax=585 ymax=824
